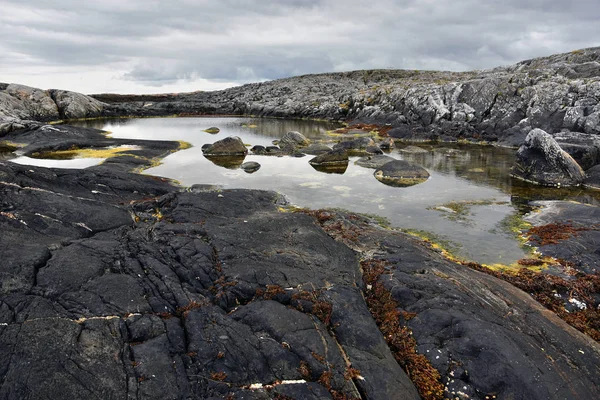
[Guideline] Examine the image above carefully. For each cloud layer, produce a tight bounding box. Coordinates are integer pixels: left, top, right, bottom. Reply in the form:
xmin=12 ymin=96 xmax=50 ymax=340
xmin=1 ymin=0 xmax=598 ymax=93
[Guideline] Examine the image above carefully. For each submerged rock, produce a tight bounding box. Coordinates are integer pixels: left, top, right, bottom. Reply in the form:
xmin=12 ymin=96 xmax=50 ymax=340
xmin=204 ymin=126 xmax=220 ymax=134
xmin=374 ymin=160 xmax=430 ymax=187
xmin=399 ymin=145 xmax=429 ymax=154
xmin=240 ymin=161 xmax=261 ymax=173
xmin=355 ymin=155 xmax=396 ymax=169
xmin=511 ymin=129 xmax=585 ymax=186
xmin=204 ymin=155 xmax=246 ymax=169
xmin=202 ymin=136 xmax=248 ymax=156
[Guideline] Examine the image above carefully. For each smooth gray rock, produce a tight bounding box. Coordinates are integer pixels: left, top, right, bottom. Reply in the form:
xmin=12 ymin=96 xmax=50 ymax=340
xmin=240 ymin=161 xmax=261 ymax=173
xmin=202 ymin=136 xmax=248 ymax=156
xmin=374 ymin=160 xmax=430 ymax=187
xmin=279 ymin=131 xmax=310 ymax=150
xmin=355 ymin=155 xmax=396 ymax=169
xmin=48 ymin=89 xmax=105 ymax=120
xmin=511 ymin=128 xmax=586 ymax=186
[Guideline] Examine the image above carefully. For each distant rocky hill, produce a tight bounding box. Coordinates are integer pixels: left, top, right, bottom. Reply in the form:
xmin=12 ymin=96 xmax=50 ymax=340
xmin=2 ymin=47 xmax=600 ymax=147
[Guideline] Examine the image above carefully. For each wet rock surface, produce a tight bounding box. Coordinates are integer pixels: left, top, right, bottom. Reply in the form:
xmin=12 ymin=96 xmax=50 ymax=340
xmin=511 ymin=128 xmax=586 ymax=186
xmin=0 ymin=156 xmax=423 ymax=400
xmin=524 ymin=200 xmax=600 ymax=274
xmin=313 ymin=211 xmax=600 ymax=400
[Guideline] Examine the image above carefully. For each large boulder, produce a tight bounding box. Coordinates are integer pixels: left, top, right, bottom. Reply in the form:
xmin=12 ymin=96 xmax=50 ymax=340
xmin=202 ymin=136 xmax=248 ymax=156
xmin=554 ymin=130 xmax=600 ymax=170
xmin=511 ymin=129 xmax=586 ymax=186
xmin=48 ymin=89 xmax=105 ymax=120
xmin=0 ymin=84 xmax=59 ymax=121
xmin=374 ymin=160 xmax=430 ymax=187
xmin=278 ymin=131 xmax=310 ymax=151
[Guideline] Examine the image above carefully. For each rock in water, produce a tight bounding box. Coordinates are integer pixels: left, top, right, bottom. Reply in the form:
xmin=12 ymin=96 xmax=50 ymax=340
xmin=355 ymin=155 xmax=396 ymax=169
xmin=202 ymin=136 xmax=248 ymax=156
xmin=333 ymin=137 xmax=376 ymax=155
xmin=309 ymin=149 xmax=349 ymax=174
xmin=511 ymin=129 xmax=585 ymax=186
xmin=279 ymin=131 xmax=310 ymax=151
xmin=303 ymin=143 xmax=332 ymax=155
xmin=374 ymin=160 xmax=430 ymax=187
xmin=308 ymin=148 xmax=349 ymax=166
xmin=204 ymin=127 xmax=220 ymax=134
xmin=240 ymin=161 xmax=261 ymax=173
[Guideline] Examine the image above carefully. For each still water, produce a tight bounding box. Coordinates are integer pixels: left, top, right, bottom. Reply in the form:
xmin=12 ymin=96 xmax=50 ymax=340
xmin=13 ymin=117 xmax=600 ymax=265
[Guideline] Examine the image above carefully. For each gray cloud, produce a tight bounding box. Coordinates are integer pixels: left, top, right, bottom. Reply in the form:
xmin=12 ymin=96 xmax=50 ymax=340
xmin=0 ymin=0 xmax=598 ymax=93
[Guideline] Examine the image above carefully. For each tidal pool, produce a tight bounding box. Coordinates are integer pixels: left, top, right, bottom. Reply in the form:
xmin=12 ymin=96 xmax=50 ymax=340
xmin=29 ymin=117 xmax=600 ymax=265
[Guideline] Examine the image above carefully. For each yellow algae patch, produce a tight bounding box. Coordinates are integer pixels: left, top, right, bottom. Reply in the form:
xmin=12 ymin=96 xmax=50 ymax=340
xmin=30 ymin=145 xmax=140 ymax=160
xmin=177 ymin=140 xmax=193 ymax=150
xmin=0 ymin=141 xmax=25 ymax=150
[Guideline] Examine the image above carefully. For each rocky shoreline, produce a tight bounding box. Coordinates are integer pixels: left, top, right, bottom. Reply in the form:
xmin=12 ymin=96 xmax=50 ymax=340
xmin=1 ymin=48 xmax=600 ymax=399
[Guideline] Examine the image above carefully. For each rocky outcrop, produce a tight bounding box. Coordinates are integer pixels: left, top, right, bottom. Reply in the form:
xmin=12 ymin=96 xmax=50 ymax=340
xmin=90 ymin=47 xmax=600 ymax=147
xmin=511 ymin=128 xmax=586 ymax=186
xmin=0 ymin=84 xmax=105 ymax=135
xmin=2 ymin=48 xmax=600 ymax=148
xmin=2 ymin=114 xmax=600 ymax=399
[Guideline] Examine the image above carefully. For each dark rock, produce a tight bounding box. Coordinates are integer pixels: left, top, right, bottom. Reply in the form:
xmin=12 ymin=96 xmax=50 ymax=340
xmin=524 ymin=200 xmax=600 ymax=274
xmin=308 ymin=148 xmax=349 ymax=167
xmin=554 ymin=130 xmax=600 ymax=170
xmin=240 ymin=161 xmax=261 ymax=173
xmin=365 ymin=145 xmax=383 ymax=154
xmin=511 ymin=128 xmax=586 ymax=186
xmin=388 ymin=124 xmax=412 ymax=139
xmin=313 ymin=211 xmax=600 ymax=400
xmin=202 ymin=136 xmax=248 ymax=156
xmin=374 ymin=160 xmax=430 ymax=187
xmin=584 ymin=164 xmax=600 ymax=189
xmin=333 ymin=137 xmax=376 ymax=154
xmin=204 ymin=127 xmax=220 ymax=134
xmin=355 ymin=155 xmax=396 ymax=169
xmin=250 ymin=145 xmax=266 ymax=154
xmin=378 ymin=137 xmax=395 ymax=150
xmin=303 ymin=143 xmax=332 ymax=155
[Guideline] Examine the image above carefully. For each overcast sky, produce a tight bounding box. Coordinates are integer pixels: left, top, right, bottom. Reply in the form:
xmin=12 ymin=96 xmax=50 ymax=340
xmin=1 ymin=0 xmax=598 ymax=94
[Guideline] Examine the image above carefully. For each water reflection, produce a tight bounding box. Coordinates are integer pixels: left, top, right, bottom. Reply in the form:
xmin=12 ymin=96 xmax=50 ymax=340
xmin=57 ymin=117 xmax=600 ymax=265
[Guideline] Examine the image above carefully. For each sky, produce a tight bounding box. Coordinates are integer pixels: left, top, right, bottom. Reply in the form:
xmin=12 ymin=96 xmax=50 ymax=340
xmin=1 ymin=0 xmax=599 ymax=94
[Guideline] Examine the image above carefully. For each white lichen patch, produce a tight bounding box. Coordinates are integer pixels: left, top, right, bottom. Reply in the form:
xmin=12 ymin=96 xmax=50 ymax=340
xmin=569 ymin=298 xmax=587 ymax=310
